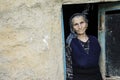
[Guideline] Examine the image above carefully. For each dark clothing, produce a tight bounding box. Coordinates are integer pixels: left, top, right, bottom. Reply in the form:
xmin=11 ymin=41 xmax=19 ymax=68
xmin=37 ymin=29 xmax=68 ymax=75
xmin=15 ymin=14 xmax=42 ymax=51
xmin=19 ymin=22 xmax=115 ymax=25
xmin=73 ymin=66 xmax=103 ymax=80
xmin=70 ymin=36 xmax=101 ymax=68
xmin=66 ymin=35 xmax=103 ymax=80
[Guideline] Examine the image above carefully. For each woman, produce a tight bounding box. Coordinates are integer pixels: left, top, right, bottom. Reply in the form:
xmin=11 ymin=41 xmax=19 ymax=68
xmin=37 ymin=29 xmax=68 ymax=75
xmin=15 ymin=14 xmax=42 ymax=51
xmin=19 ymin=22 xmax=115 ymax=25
xmin=66 ymin=13 xmax=103 ymax=80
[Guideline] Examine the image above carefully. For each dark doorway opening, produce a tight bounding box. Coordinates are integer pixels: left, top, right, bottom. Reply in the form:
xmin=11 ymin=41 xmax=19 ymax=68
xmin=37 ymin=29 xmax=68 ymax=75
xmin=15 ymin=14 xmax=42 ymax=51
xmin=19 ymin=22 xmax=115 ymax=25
xmin=62 ymin=3 xmax=98 ymax=43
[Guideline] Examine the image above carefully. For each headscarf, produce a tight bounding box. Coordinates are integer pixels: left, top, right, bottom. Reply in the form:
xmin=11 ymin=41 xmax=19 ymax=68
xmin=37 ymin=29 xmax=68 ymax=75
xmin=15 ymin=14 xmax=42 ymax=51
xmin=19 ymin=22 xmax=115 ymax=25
xmin=66 ymin=10 xmax=88 ymax=46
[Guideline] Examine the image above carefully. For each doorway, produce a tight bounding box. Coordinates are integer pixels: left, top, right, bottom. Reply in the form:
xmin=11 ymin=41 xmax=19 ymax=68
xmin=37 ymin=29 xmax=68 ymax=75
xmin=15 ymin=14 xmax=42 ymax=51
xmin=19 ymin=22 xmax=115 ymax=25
xmin=62 ymin=1 xmax=120 ymax=79
xmin=62 ymin=3 xmax=99 ymax=80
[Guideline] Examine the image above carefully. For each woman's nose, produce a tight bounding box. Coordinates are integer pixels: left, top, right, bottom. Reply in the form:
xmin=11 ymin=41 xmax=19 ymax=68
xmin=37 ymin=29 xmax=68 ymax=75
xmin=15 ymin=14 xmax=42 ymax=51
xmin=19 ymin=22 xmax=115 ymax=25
xmin=78 ymin=24 xmax=82 ymax=28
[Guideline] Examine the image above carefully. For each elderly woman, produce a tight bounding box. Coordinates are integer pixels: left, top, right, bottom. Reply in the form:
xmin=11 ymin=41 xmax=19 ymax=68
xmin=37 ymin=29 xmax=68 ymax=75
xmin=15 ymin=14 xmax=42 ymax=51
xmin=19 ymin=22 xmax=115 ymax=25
xmin=66 ymin=13 xmax=103 ymax=80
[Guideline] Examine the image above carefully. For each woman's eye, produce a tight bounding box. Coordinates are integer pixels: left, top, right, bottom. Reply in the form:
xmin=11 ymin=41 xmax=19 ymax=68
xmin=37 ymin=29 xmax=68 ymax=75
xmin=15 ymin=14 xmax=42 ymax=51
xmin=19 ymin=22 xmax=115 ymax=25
xmin=74 ymin=23 xmax=78 ymax=26
xmin=80 ymin=21 xmax=84 ymax=24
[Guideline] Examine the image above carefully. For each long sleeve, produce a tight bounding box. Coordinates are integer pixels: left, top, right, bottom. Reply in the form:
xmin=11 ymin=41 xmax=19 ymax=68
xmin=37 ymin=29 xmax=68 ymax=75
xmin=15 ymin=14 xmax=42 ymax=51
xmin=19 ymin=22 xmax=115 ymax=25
xmin=65 ymin=45 xmax=73 ymax=80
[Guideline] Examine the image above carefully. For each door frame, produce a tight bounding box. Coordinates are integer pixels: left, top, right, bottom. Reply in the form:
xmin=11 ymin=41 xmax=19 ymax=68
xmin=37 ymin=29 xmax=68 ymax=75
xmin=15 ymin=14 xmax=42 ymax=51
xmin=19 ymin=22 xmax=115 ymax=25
xmin=98 ymin=2 xmax=120 ymax=79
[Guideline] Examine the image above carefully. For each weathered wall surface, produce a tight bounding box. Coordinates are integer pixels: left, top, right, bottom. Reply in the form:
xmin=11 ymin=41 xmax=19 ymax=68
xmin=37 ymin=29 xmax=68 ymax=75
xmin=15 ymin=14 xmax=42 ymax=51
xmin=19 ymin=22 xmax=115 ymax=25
xmin=0 ymin=0 xmax=119 ymax=80
xmin=0 ymin=0 xmax=64 ymax=80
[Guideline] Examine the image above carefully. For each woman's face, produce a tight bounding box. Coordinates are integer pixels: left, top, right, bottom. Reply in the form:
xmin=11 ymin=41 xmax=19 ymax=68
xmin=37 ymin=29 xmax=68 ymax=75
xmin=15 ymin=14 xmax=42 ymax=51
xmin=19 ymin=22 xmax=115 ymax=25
xmin=72 ymin=16 xmax=88 ymax=35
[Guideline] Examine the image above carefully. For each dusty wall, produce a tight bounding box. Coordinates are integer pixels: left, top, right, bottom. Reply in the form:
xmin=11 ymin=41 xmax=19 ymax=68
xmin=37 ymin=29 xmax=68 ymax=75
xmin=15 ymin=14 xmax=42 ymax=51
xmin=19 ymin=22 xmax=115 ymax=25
xmin=0 ymin=0 xmax=64 ymax=80
xmin=0 ymin=0 xmax=119 ymax=80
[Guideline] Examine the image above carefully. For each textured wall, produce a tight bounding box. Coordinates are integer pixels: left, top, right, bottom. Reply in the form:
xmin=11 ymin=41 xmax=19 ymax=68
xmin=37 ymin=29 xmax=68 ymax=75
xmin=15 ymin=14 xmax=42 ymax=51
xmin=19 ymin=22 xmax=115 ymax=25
xmin=0 ymin=0 xmax=119 ymax=80
xmin=0 ymin=0 xmax=64 ymax=80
